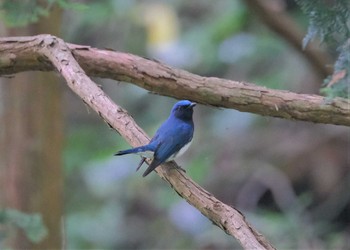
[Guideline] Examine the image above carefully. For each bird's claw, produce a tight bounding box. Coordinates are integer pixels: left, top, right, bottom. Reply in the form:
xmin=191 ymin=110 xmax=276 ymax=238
xmin=136 ymin=157 xmax=146 ymax=172
xmin=137 ymin=158 xmax=187 ymax=176
xmin=175 ymin=165 xmax=186 ymax=173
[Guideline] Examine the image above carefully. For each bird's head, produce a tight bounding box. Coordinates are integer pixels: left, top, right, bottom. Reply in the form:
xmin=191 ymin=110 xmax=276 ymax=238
xmin=171 ymin=100 xmax=196 ymax=121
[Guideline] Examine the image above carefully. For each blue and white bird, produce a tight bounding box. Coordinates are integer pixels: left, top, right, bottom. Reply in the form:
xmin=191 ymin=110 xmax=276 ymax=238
xmin=115 ymin=100 xmax=196 ymax=177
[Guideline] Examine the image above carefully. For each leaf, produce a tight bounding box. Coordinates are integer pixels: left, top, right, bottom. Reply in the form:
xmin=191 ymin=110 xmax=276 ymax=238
xmin=302 ymin=24 xmax=318 ymax=49
xmin=56 ymin=0 xmax=89 ymax=11
xmin=296 ymin=0 xmax=350 ymax=98
xmin=326 ymin=70 xmax=347 ymax=88
xmin=0 ymin=208 xmax=48 ymax=243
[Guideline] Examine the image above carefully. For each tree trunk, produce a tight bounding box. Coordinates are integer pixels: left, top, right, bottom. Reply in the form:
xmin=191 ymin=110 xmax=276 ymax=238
xmin=0 ymin=6 xmax=63 ymax=249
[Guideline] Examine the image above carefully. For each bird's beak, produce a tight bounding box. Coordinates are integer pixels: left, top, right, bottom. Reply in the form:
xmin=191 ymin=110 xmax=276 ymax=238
xmin=190 ymin=102 xmax=196 ymax=108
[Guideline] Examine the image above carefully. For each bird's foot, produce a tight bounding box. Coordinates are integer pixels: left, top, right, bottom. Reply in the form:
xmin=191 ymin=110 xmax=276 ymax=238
xmin=174 ymin=164 xmax=186 ymax=173
xmin=136 ymin=157 xmax=146 ymax=172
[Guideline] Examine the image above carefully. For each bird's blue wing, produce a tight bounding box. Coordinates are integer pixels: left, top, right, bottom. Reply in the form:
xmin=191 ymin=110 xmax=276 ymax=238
xmin=141 ymin=117 xmax=194 ymax=177
xmin=153 ymin=120 xmax=194 ymax=163
xmin=142 ymin=130 xmax=192 ymax=177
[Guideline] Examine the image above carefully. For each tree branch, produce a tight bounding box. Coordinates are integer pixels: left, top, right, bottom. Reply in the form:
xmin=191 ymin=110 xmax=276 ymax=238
xmin=1 ymin=34 xmax=276 ymax=249
xmin=0 ymin=35 xmax=349 ymax=126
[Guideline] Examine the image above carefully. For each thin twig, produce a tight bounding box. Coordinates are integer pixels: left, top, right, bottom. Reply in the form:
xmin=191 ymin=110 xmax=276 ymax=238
xmin=244 ymin=0 xmax=333 ymax=78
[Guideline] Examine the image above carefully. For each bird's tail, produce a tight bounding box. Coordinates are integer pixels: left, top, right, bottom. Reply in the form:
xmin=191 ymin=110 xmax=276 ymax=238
xmin=142 ymin=165 xmax=155 ymax=177
xmin=115 ymin=144 xmax=158 ymax=177
xmin=114 ymin=145 xmax=154 ymax=157
xmin=142 ymin=159 xmax=161 ymax=177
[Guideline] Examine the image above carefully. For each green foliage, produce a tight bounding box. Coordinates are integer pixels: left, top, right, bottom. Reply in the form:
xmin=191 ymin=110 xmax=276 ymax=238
xmin=184 ymin=1 xmax=248 ymax=74
xmin=0 ymin=208 xmax=48 ymax=243
xmin=321 ymin=40 xmax=350 ymax=98
xmin=296 ymin=0 xmax=350 ymax=47
xmin=63 ymin=125 xmax=120 ymax=174
xmin=0 ymin=0 xmax=49 ymax=27
xmin=55 ymin=0 xmax=88 ymax=11
xmin=295 ymin=0 xmax=350 ymax=98
xmin=0 ymin=0 xmax=87 ymax=27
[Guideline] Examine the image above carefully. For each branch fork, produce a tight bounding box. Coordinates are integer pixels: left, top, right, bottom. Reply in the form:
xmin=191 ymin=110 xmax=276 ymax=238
xmin=4 ymin=33 xmax=348 ymax=249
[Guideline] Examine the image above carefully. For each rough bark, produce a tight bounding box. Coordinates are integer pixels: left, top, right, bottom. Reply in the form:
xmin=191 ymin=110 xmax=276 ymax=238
xmin=0 ymin=35 xmax=349 ymax=126
xmin=1 ymin=34 xmax=349 ymax=247
xmin=0 ymin=34 xmax=276 ymax=249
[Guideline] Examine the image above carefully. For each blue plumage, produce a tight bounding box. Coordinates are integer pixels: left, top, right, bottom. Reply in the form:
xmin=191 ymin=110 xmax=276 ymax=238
xmin=115 ymin=100 xmax=196 ymax=177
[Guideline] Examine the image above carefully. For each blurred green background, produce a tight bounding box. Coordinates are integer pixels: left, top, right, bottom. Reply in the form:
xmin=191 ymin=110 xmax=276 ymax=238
xmin=0 ymin=0 xmax=349 ymax=249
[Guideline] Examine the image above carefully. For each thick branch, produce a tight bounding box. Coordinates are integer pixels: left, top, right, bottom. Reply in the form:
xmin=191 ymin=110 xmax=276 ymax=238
xmin=8 ymin=34 xmax=275 ymax=249
xmin=0 ymin=35 xmax=349 ymax=126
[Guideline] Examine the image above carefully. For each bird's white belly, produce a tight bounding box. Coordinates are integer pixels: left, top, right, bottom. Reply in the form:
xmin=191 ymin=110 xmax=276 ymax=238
xmin=136 ymin=151 xmax=154 ymax=159
xmin=167 ymin=141 xmax=192 ymax=161
xmin=135 ymin=141 xmax=192 ymax=161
